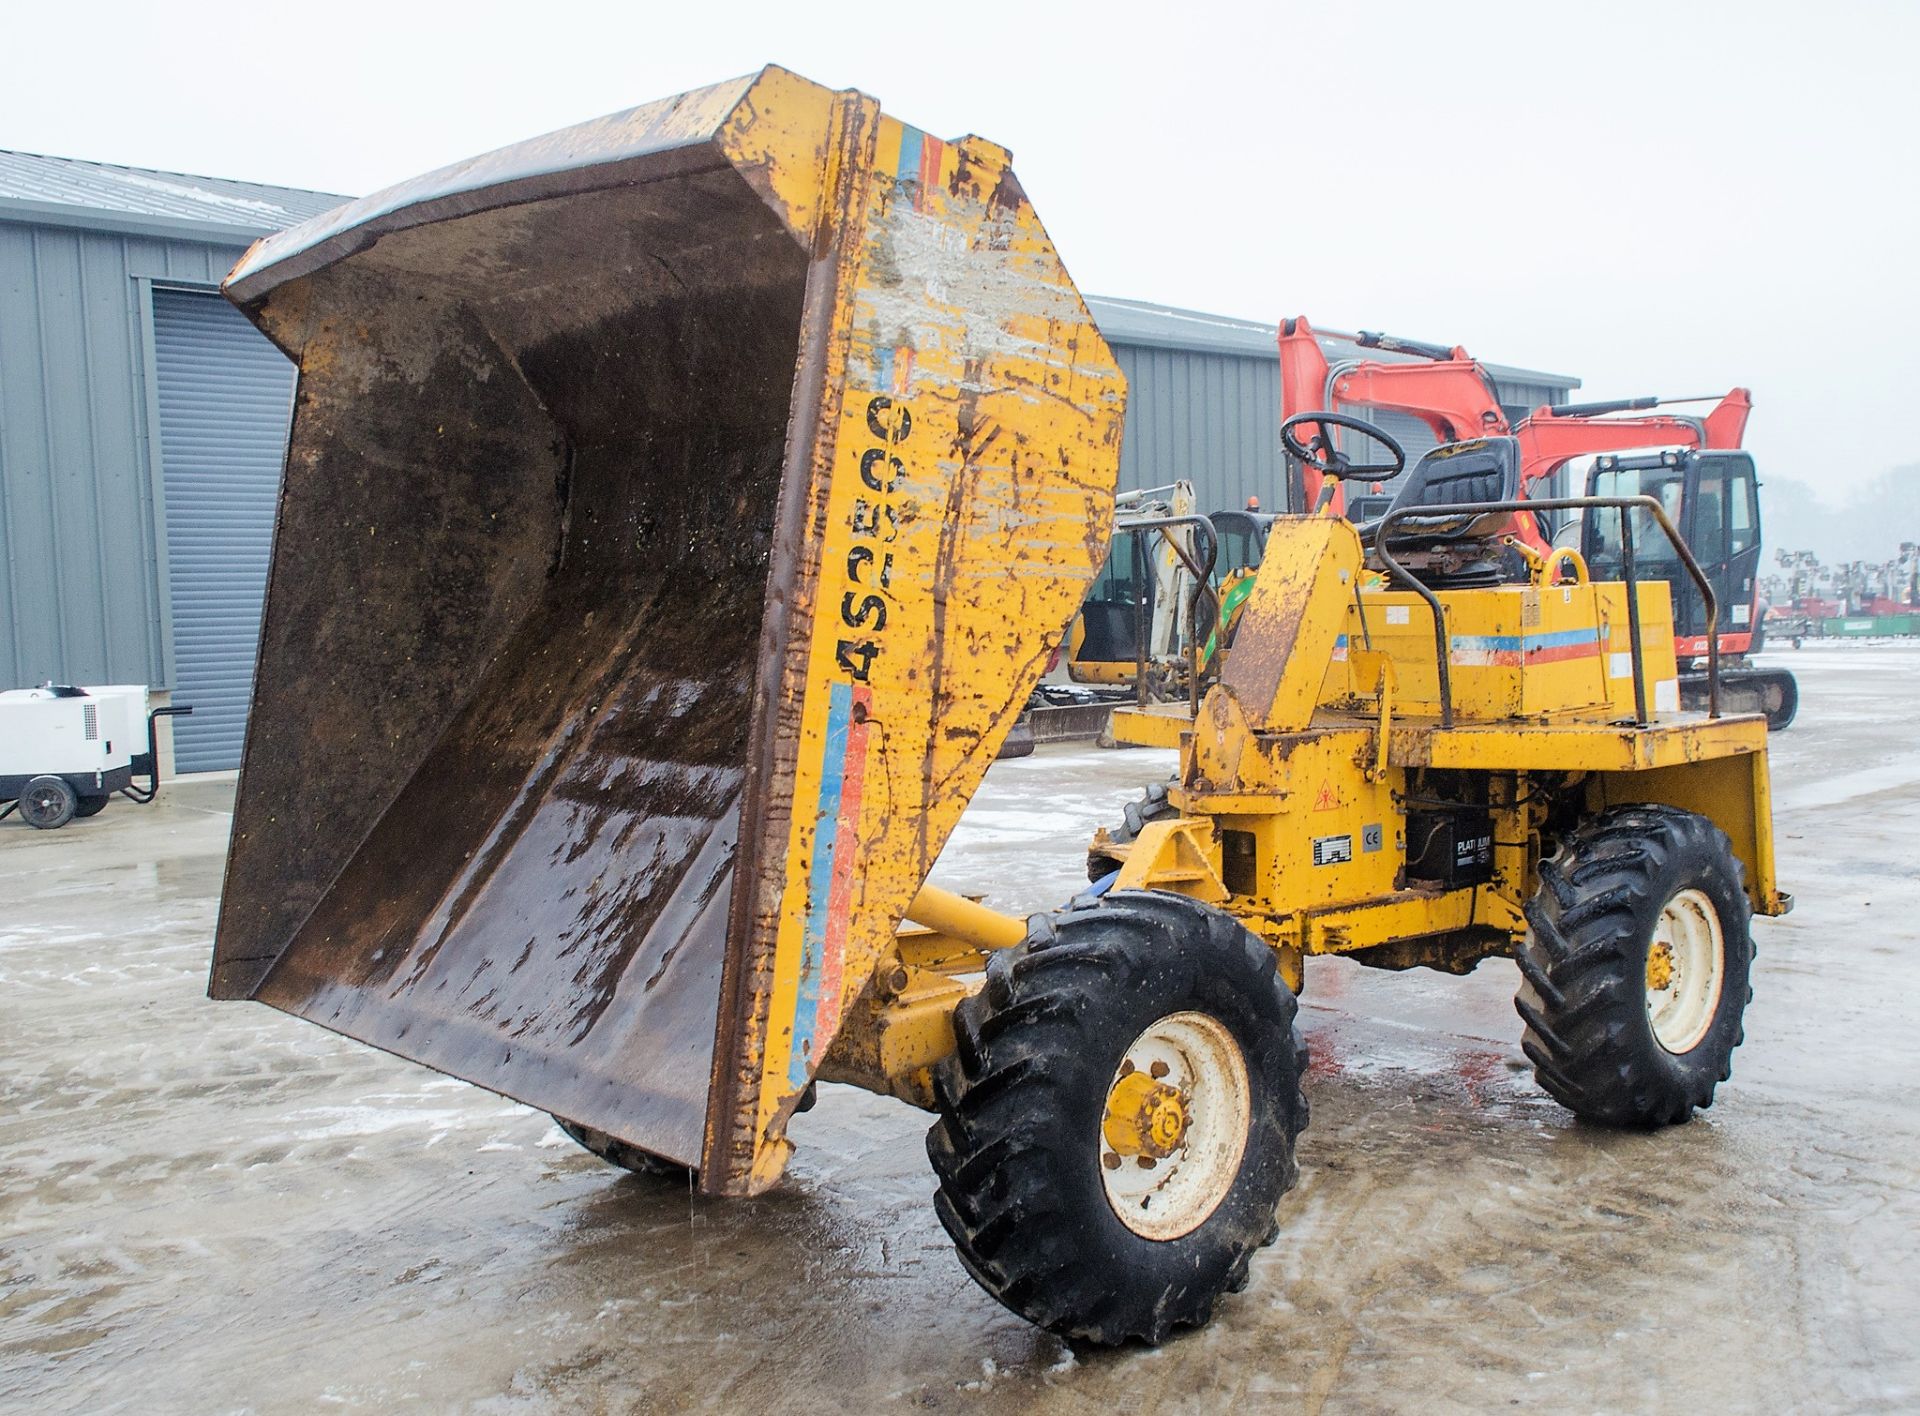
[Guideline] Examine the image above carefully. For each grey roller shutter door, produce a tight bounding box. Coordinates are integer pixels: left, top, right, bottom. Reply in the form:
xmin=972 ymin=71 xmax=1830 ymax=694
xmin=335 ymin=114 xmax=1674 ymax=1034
xmin=153 ymin=287 xmax=294 ymax=772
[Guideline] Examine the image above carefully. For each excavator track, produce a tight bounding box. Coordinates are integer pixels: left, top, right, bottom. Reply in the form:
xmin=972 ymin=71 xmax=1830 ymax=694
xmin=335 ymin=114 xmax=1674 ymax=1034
xmin=1681 ymin=667 xmax=1798 ymax=730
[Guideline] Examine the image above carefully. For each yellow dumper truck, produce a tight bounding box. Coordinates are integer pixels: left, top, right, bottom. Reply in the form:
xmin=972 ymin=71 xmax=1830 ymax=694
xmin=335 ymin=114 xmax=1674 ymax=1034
xmin=210 ymin=68 xmax=1788 ymax=1345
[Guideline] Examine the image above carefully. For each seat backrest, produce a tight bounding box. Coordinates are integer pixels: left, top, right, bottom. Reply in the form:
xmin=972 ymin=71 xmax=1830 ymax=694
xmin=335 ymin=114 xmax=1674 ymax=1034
xmin=1389 ymin=436 xmax=1522 ymax=520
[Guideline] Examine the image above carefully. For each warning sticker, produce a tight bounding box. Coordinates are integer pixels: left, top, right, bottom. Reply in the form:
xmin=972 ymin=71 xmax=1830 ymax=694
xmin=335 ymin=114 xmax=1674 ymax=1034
xmin=1312 ymin=834 xmax=1353 ymax=867
xmin=1313 ymin=780 xmax=1341 ymax=812
xmin=1385 ymin=605 xmax=1411 ymax=626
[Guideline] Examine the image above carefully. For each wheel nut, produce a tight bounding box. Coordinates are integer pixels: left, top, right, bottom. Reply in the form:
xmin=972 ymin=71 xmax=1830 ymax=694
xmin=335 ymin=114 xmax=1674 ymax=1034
xmin=1149 ymin=1060 xmax=1170 ymax=1079
xmin=1102 ymin=1152 xmax=1121 ymax=1171
xmin=1137 ymin=1156 xmax=1157 ymax=1170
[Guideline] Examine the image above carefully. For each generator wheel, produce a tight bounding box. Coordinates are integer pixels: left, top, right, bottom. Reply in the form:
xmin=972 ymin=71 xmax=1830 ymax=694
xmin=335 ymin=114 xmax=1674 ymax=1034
xmin=927 ymin=891 xmax=1306 ymax=1345
xmin=73 ymin=796 xmax=111 ymax=819
xmin=1516 ymin=805 xmax=1754 ymax=1127
xmin=551 ymin=1117 xmax=695 ymax=1183
xmin=1085 ymin=781 xmax=1178 ymax=882
xmin=19 ymin=776 xmax=77 ymax=830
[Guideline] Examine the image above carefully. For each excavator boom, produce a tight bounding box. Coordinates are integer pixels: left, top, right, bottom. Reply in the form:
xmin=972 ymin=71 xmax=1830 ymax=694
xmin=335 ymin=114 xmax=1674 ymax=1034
xmin=1516 ymin=388 xmax=1754 ymax=496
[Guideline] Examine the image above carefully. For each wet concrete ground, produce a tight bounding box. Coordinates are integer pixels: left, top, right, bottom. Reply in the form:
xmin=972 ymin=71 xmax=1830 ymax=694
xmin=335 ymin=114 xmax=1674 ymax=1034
xmin=4 ymin=643 xmax=1917 ymax=1413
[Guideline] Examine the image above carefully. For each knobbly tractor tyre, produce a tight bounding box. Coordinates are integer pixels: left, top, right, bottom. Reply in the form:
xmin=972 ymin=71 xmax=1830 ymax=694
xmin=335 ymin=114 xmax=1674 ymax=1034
xmin=1516 ymin=804 xmax=1755 ymax=1127
xmin=1085 ymin=782 xmax=1178 ymax=882
xmin=927 ymin=891 xmax=1307 ymax=1345
xmin=551 ymin=1117 xmax=694 ymax=1182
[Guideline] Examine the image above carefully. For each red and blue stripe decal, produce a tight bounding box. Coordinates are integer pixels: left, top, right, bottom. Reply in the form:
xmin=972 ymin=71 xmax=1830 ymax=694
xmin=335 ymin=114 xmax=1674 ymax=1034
xmin=895 ymin=125 xmax=945 ymax=212
xmin=1449 ymin=627 xmax=1604 ymax=667
xmin=788 ymin=680 xmax=872 ymax=1087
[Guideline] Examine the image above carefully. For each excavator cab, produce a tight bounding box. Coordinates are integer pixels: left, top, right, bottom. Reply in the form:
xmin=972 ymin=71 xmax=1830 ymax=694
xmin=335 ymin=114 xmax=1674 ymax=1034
xmin=1065 ymin=483 xmax=1199 ymax=687
xmin=1583 ymin=448 xmax=1792 ymax=724
xmin=1209 ymin=508 xmax=1275 ymax=581
xmin=1585 ymin=450 xmax=1764 ymax=651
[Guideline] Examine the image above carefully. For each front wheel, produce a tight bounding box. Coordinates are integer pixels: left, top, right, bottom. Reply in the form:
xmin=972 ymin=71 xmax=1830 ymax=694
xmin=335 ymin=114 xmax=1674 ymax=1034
xmin=927 ymin=891 xmax=1307 ymax=1344
xmin=1516 ymin=805 xmax=1754 ymax=1126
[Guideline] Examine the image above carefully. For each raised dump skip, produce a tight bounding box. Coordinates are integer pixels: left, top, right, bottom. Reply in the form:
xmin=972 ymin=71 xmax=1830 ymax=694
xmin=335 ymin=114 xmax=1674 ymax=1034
xmin=210 ymin=66 xmax=1125 ymax=1195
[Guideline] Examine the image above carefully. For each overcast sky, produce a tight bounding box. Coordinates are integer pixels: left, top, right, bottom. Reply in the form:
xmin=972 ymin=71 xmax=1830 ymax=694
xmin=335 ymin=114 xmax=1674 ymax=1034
xmin=7 ymin=0 xmax=1913 ymax=551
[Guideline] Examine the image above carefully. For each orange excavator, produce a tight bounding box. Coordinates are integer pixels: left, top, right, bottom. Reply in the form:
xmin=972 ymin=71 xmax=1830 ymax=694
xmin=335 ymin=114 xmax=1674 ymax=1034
xmin=1278 ymin=317 xmax=1795 ymax=728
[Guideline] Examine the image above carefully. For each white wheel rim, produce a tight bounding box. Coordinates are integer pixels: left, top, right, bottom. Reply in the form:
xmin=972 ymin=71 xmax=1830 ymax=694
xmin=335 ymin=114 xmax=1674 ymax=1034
xmin=1645 ymin=887 xmax=1725 ymax=1054
xmin=1098 ymin=1011 xmax=1250 ymax=1240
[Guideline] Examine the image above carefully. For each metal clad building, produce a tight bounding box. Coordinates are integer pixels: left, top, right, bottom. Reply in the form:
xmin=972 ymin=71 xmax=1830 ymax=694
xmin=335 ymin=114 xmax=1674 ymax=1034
xmin=0 ymin=152 xmax=341 ymax=767
xmin=1087 ymin=296 xmax=1580 ymax=509
xmin=1 ymin=153 xmax=1579 ymax=772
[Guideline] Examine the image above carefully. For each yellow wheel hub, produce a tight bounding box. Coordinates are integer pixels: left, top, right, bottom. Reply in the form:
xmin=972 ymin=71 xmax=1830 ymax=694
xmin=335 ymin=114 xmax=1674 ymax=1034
xmin=1099 ymin=1013 xmax=1252 ymax=1241
xmin=1645 ymin=888 xmax=1727 ymax=1055
xmin=1102 ymin=1065 xmax=1190 ymax=1160
xmin=1646 ymin=938 xmax=1676 ymax=993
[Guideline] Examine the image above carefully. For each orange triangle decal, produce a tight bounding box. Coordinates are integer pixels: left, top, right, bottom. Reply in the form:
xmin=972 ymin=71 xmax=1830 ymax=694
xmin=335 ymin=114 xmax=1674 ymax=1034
xmin=1313 ymin=780 xmax=1340 ymax=812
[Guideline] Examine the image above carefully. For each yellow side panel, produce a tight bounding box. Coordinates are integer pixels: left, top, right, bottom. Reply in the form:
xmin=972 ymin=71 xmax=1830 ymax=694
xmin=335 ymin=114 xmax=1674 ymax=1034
xmin=1341 ymin=580 xmax=1680 ymax=722
xmin=1189 ymin=730 xmax=1403 ymax=913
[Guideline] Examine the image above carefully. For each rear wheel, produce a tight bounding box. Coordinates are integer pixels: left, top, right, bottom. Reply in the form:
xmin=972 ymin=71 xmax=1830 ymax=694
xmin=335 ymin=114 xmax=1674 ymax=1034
xmin=551 ymin=1117 xmax=695 ymax=1182
xmin=19 ymin=776 xmax=77 ymax=830
xmin=1516 ymin=805 xmax=1754 ymax=1126
xmin=73 ymin=796 xmax=111 ymax=819
xmin=928 ymin=891 xmax=1307 ymax=1344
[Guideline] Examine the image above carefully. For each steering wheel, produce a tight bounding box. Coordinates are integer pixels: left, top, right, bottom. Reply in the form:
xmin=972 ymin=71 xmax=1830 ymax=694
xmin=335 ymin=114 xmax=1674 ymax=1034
xmin=1280 ymin=410 xmax=1408 ymax=481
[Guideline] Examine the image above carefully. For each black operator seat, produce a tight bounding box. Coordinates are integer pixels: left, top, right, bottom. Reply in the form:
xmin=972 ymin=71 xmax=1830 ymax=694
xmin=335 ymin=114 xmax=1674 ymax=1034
xmin=1382 ymin=436 xmax=1522 ymax=536
xmin=1359 ymin=436 xmax=1525 ymax=587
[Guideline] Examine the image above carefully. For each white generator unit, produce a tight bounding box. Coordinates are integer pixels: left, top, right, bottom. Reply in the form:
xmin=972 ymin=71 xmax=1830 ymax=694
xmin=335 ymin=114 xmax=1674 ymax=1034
xmin=0 ymin=685 xmax=191 ymax=829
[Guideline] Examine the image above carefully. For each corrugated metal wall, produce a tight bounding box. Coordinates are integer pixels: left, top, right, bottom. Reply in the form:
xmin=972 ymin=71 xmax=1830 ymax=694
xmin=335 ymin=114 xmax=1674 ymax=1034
xmin=1113 ymin=344 xmax=1283 ymax=508
xmin=0 ymin=220 xmax=246 ymax=689
xmin=151 ymin=288 xmax=294 ymax=770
